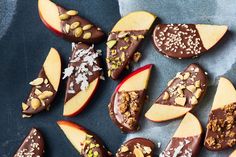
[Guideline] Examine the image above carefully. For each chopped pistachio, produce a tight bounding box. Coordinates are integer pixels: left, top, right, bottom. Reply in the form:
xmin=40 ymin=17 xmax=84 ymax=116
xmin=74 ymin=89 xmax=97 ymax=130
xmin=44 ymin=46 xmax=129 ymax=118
xmin=121 ymin=52 xmax=125 ymax=61
xmin=138 ymin=35 xmax=144 ymax=39
xmin=70 ymin=22 xmax=80 ymax=30
xmin=106 ymin=40 xmax=117 ymax=49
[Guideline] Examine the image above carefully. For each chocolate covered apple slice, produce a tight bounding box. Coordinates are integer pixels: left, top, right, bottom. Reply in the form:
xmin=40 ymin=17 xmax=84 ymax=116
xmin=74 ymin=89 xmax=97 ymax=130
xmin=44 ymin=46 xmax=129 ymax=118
xmin=14 ymin=128 xmax=45 ymax=157
xmin=145 ymin=64 xmax=207 ymax=122
xmin=108 ymin=64 xmax=152 ymax=132
xmin=204 ymin=77 xmax=236 ymax=151
xmin=160 ymin=113 xmax=202 ymax=157
xmin=62 ymin=43 xmax=103 ymax=116
xmin=57 ymin=120 xmax=111 ymax=157
xmin=22 ymin=48 xmax=61 ymax=117
xmin=106 ymin=11 xmax=156 ymax=79
xmin=116 ymin=138 xmax=155 ymax=157
xmin=153 ymin=24 xmax=228 ymax=59
xmin=38 ymin=0 xmax=104 ymax=44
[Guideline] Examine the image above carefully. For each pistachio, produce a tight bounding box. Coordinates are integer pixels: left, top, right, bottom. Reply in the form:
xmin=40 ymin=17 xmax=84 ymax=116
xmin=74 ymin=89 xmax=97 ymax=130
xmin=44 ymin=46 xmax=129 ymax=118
xmin=118 ymin=31 xmax=129 ymax=38
xmin=120 ymin=145 xmax=129 ymax=152
xmin=59 ymin=14 xmax=70 ymax=20
xmin=195 ymin=80 xmax=201 ymax=88
xmin=64 ymin=24 xmax=70 ymax=34
xmin=183 ymin=72 xmax=190 ymax=80
xmin=124 ymin=37 xmax=129 ymax=42
xmin=175 ymin=97 xmax=186 ymax=106
xmin=74 ymin=27 xmax=83 ymax=38
xmin=186 ymin=85 xmax=196 ymax=93
xmin=93 ymin=151 xmax=99 ymax=157
xmin=163 ymin=92 xmax=169 ymax=100
xmin=131 ymin=35 xmax=138 ymax=40
xmin=35 ymin=89 xmax=42 ymax=95
xmin=83 ymin=32 xmax=92 ymax=39
xmin=29 ymin=78 xmax=44 ymax=86
xmin=70 ymin=22 xmax=80 ymax=30
xmin=138 ymin=35 xmax=144 ymax=39
xmin=111 ymin=64 xmax=117 ymax=69
xmin=111 ymin=49 xmax=117 ymax=55
xmin=66 ymin=10 xmax=78 ymax=16
xmin=31 ymin=98 xmax=41 ymax=110
xmin=38 ymin=91 xmax=53 ymax=100
xmin=190 ymin=96 xmax=198 ymax=105
xmin=121 ymin=52 xmax=126 ymax=62
xmin=82 ymin=24 xmax=93 ymax=31
xmin=106 ymin=40 xmax=117 ymax=49
xmin=133 ymin=52 xmax=141 ymax=62
xmin=194 ymin=88 xmax=202 ymax=99
xmin=133 ymin=148 xmax=144 ymax=157
xmin=22 ymin=102 xmax=29 ymax=111
xmin=86 ymin=134 xmax=93 ymax=138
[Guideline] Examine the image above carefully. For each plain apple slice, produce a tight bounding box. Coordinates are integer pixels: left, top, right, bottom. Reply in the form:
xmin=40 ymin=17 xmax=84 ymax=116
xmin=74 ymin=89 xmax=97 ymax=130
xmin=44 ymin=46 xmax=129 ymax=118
xmin=108 ymin=64 xmax=152 ymax=132
xmin=204 ymin=77 xmax=236 ymax=151
xmin=145 ymin=64 xmax=207 ymax=122
xmin=160 ymin=113 xmax=202 ymax=157
xmin=63 ymin=43 xmax=102 ymax=117
xmin=14 ymin=128 xmax=45 ymax=157
xmin=38 ymin=0 xmax=104 ymax=43
xmin=229 ymin=150 xmax=236 ymax=157
xmin=57 ymin=120 xmax=111 ymax=156
xmin=106 ymin=11 xmax=156 ymax=80
xmin=116 ymin=138 xmax=155 ymax=157
xmin=22 ymin=48 xmax=61 ymax=116
xmin=153 ymin=24 xmax=227 ymax=59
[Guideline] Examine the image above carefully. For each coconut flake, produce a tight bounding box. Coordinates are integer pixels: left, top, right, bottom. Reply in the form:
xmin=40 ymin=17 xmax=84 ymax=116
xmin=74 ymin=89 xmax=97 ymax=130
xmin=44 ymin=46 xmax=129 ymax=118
xmin=62 ymin=66 xmax=74 ymax=79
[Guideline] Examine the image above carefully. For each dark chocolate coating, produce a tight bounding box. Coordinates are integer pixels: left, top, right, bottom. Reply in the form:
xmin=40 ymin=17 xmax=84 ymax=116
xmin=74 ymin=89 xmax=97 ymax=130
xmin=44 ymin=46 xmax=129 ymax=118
xmin=22 ymin=68 xmax=56 ymax=115
xmin=106 ymin=30 xmax=146 ymax=80
xmin=109 ymin=90 xmax=146 ymax=133
xmin=116 ymin=137 xmax=155 ymax=157
xmin=64 ymin=43 xmax=102 ymax=102
xmin=57 ymin=6 xmax=105 ymax=44
xmin=204 ymin=103 xmax=236 ymax=151
xmin=14 ymin=128 xmax=44 ymax=157
xmin=155 ymin=63 xmax=207 ymax=108
xmin=152 ymin=24 xmax=206 ymax=59
xmin=160 ymin=135 xmax=201 ymax=157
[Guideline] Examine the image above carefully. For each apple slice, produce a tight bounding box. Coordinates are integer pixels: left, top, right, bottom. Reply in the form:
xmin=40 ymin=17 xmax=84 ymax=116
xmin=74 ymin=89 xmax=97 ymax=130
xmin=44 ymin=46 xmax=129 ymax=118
xmin=14 ymin=128 xmax=45 ymax=157
xmin=160 ymin=113 xmax=202 ymax=157
xmin=62 ymin=43 xmax=103 ymax=117
xmin=116 ymin=137 xmax=155 ymax=157
xmin=108 ymin=64 xmax=152 ymax=132
xmin=204 ymin=77 xmax=236 ymax=151
xmin=229 ymin=150 xmax=236 ymax=157
xmin=22 ymin=48 xmax=61 ymax=117
xmin=38 ymin=0 xmax=104 ymax=44
xmin=106 ymin=11 xmax=156 ymax=80
xmin=145 ymin=64 xmax=207 ymax=122
xmin=153 ymin=24 xmax=228 ymax=59
xmin=57 ymin=120 xmax=111 ymax=156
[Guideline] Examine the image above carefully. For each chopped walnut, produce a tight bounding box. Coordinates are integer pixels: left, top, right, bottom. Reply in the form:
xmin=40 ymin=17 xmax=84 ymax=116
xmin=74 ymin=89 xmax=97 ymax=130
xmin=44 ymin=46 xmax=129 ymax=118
xmin=119 ymin=103 xmax=128 ymax=114
xmin=126 ymin=117 xmax=136 ymax=127
xmin=205 ymin=137 xmax=216 ymax=147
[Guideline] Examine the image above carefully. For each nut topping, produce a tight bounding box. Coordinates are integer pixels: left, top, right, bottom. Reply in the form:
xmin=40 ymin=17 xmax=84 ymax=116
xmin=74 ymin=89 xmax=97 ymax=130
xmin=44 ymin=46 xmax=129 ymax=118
xmin=118 ymin=31 xmax=129 ymax=38
xmin=120 ymin=145 xmax=129 ymax=152
xmin=190 ymin=96 xmax=198 ymax=105
xmin=133 ymin=148 xmax=144 ymax=157
xmin=59 ymin=14 xmax=70 ymax=20
xmin=106 ymin=40 xmax=117 ymax=49
xmin=34 ymin=89 xmax=42 ymax=95
xmin=175 ymin=97 xmax=186 ymax=106
xmin=83 ymin=32 xmax=92 ymax=39
xmin=70 ymin=22 xmax=80 ymax=30
xmin=163 ymin=92 xmax=169 ymax=100
xmin=31 ymin=98 xmax=41 ymax=110
xmin=38 ymin=91 xmax=53 ymax=100
xmin=133 ymin=52 xmax=142 ymax=62
xmin=194 ymin=88 xmax=202 ymax=99
xmin=183 ymin=72 xmax=190 ymax=80
xmin=74 ymin=27 xmax=83 ymax=38
xmin=66 ymin=10 xmax=78 ymax=16
xmin=29 ymin=78 xmax=44 ymax=86
xmin=195 ymin=80 xmax=201 ymax=87
xmin=82 ymin=24 xmax=93 ymax=31
xmin=22 ymin=102 xmax=29 ymax=111
xmin=186 ymin=85 xmax=196 ymax=93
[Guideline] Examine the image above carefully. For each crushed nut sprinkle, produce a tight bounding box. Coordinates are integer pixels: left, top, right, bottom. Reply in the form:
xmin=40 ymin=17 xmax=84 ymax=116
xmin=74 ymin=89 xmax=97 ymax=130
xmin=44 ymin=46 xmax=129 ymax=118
xmin=154 ymin=24 xmax=205 ymax=57
xmin=63 ymin=44 xmax=102 ymax=92
xmin=205 ymin=103 xmax=236 ymax=149
xmin=81 ymin=134 xmax=102 ymax=157
xmin=117 ymin=143 xmax=152 ymax=157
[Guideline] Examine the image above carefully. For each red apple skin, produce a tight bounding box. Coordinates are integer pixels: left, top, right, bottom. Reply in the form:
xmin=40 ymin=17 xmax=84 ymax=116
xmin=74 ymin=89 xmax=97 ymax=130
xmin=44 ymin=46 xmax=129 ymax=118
xmin=57 ymin=120 xmax=87 ymax=132
xmin=63 ymin=78 xmax=100 ymax=117
xmin=114 ymin=64 xmax=153 ymax=93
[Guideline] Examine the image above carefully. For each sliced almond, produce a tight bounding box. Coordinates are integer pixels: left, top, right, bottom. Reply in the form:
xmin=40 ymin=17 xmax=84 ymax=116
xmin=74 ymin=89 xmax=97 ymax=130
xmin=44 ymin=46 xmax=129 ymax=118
xmin=44 ymin=79 xmax=48 ymax=84
xmin=22 ymin=102 xmax=29 ymax=111
xmin=163 ymin=92 xmax=169 ymax=100
xmin=175 ymin=97 xmax=186 ymax=106
xmin=120 ymin=145 xmax=129 ymax=153
xmin=29 ymin=78 xmax=44 ymax=86
xmin=194 ymin=88 xmax=202 ymax=99
xmin=64 ymin=24 xmax=70 ymax=34
xmin=133 ymin=148 xmax=144 ymax=157
xmin=183 ymin=72 xmax=190 ymax=80
xmin=35 ymin=89 xmax=42 ymax=95
xmin=118 ymin=31 xmax=129 ymax=38
xmin=176 ymin=72 xmax=184 ymax=80
xmin=186 ymin=85 xmax=196 ymax=93
xmin=177 ymin=88 xmax=183 ymax=95
xmin=195 ymin=80 xmax=201 ymax=88
xmin=143 ymin=146 xmax=152 ymax=154
xmin=167 ymin=79 xmax=174 ymax=86
xmin=31 ymin=98 xmax=41 ymax=110
xmin=106 ymin=40 xmax=117 ymax=49
xmin=131 ymin=35 xmax=138 ymax=40
xmin=82 ymin=24 xmax=93 ymax=31
xmin=38 ymin=91 xmax=53 ymax=100
xmin=190 ymin=96 xmax=198 ymax=105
